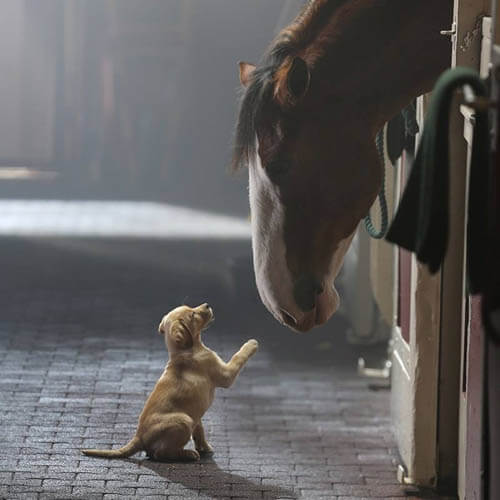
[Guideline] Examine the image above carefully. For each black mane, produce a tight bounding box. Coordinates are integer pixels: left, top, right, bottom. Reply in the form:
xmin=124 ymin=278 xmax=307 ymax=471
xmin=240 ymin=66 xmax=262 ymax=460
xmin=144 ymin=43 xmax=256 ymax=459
xmin=231 ymin=39 xmax=295 ymax=170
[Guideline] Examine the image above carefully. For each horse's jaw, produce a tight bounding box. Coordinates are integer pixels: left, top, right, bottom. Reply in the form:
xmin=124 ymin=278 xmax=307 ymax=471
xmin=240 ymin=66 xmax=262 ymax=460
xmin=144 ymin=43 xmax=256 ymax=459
xmin=248 ymin=157 xmax=351 ymax=333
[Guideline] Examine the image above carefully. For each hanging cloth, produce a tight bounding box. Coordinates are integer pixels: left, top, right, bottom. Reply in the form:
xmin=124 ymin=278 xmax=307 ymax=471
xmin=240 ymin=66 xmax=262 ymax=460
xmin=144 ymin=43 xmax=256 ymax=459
xmin=386 ymin=67 xmax=490 ymax=294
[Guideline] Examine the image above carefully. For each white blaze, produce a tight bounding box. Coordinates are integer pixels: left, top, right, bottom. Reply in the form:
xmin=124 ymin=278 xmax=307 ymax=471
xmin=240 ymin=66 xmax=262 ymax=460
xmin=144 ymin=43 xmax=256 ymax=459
xmin=247 ymin=148 xmax=356 ymax=330
xmin=248 ymin=151 xmax=295 ymax=324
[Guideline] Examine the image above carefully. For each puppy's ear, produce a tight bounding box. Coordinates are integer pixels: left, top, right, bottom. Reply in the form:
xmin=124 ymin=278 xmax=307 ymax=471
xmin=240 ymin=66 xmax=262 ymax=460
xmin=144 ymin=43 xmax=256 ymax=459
xmin=169 ymin=320 xmax=193 ymax=349
xmin=158 ymin=318 xmax=167 ymax=334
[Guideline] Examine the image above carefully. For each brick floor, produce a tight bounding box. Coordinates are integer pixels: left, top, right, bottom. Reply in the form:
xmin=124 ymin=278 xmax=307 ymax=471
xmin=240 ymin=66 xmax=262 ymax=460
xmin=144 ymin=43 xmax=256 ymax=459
xmin=0 ymin=237 xmax=453 ymax=499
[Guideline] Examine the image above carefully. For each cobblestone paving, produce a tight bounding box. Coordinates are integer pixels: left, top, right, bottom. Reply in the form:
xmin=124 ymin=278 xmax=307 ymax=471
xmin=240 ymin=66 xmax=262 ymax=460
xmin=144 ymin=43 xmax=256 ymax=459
xmin=0 ymin=238 xmax=453 ymax=499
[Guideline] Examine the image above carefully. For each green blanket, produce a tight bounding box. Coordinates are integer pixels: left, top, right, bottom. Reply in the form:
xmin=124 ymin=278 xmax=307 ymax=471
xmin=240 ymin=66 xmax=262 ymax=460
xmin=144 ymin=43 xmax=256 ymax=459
xmin=386 ymin=66 xmax=489 ymax=294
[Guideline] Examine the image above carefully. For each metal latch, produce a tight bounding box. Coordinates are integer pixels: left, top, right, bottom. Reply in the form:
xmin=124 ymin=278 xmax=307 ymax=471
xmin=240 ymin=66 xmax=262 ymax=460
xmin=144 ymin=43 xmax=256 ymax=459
xmin=460 ymin=83 xmax=497 ymax=112
xmin=357 ymin=357 xmax=392 ymax=379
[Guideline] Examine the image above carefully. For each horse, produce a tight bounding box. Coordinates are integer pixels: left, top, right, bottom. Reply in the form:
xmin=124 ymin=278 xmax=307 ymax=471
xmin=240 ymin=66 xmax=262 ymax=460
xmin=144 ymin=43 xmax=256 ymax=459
xmin=233 ymin=0 xmax=453 ymax=332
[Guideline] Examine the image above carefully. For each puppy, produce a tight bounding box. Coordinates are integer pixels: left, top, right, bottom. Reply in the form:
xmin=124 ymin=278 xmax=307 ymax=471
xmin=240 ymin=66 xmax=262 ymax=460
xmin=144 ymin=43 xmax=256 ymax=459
xmin=82 ymin=303 xmax=258 ymax=461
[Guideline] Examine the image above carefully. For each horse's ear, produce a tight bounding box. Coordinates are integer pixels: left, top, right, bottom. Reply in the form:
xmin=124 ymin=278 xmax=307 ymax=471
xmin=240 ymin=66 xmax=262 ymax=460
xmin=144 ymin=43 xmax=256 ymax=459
xmin=286 ymin=57 xmax=310 ymax=100
xmin=238 ymin=61 xmax=256 ymax=87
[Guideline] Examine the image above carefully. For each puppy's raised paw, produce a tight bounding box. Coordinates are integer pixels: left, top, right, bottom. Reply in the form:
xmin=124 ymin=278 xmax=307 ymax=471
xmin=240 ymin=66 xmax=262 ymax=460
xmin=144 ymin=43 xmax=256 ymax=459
xmin=244 ymin=339 xmax=259 ymax=356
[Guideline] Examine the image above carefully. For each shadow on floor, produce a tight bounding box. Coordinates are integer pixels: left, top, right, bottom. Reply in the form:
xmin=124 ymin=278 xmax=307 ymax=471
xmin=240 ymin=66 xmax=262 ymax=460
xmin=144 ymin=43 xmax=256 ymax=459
xmin=130 ymin=457 xmax=297 ymax=499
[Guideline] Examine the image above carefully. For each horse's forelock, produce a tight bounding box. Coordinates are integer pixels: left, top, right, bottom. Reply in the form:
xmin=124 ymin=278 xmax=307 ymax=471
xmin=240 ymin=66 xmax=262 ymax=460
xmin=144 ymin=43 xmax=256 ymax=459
xmin=232 ymin=67 xmax=274 ymax=171
xmin=232 ymin=0 xmax=349 ymax=171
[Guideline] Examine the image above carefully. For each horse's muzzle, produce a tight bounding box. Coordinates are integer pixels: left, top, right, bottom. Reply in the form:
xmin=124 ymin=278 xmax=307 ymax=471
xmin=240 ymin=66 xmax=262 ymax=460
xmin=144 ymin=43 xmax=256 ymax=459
xmin=293 ymin=275 xmax=324 ymax=312
xmin=281 ymin=286 xmax=339 ymax=333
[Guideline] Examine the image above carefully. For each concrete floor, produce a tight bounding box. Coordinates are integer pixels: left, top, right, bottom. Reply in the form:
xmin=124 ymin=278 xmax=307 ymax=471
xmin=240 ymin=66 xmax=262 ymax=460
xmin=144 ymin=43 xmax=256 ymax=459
xmin=0 ymin=236 xmax=452 ymax=499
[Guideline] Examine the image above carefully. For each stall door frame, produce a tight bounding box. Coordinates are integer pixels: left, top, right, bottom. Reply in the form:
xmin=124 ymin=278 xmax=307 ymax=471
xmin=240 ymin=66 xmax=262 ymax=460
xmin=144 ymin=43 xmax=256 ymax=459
xmin=390 ymin=0 xmax=489 ymax=492
xmin=390 ymin=101 xmax=441 ymax=486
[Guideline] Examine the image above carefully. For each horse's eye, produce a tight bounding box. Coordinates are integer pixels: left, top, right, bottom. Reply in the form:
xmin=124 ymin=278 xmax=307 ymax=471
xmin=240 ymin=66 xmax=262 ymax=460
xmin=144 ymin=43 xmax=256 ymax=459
xmin=266 ymin=160 xmax=291 ymax=181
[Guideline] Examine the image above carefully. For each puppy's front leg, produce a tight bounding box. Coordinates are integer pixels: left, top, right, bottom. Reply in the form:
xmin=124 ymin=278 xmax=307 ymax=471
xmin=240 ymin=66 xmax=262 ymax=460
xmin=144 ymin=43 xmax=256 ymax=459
xmin=193 ymin=422 xmax=213 ymax=455
xmin=214 ymin=339 xmax=258 ymax=388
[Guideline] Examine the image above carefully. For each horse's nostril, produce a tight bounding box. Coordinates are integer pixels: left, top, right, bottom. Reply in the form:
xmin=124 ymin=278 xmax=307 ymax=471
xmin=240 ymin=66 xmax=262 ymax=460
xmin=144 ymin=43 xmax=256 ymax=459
xmin=280 ymin=309 xmax=297 ymax=326
xmin=293 ymin=275 xmax=323 ymax=312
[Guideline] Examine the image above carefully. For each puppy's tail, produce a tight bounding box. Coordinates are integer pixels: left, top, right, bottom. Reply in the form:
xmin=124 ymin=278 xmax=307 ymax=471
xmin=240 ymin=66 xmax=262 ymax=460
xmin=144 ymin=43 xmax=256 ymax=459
xmin=82 ymin=436 xmax=142 ymax=459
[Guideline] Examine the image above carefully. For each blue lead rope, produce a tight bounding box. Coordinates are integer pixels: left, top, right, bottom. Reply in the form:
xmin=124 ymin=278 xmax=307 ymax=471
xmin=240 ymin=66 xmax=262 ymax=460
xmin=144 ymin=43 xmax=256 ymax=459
xmin=364 ymin=103 xmax=419 ymax=239
xmin=363 ymin=128 xmax=389 ymax=239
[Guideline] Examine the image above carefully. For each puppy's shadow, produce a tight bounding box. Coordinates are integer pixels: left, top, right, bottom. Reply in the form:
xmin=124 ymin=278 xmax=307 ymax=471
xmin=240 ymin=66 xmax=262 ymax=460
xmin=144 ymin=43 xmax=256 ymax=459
xmin=129 ymin=456 xmax=297 ymax=499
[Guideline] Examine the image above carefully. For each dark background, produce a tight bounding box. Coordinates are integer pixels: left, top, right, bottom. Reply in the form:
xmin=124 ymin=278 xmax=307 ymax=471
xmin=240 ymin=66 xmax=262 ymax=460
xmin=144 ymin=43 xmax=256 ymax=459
xmin=0 ymin=0 xmax=302 ymax=215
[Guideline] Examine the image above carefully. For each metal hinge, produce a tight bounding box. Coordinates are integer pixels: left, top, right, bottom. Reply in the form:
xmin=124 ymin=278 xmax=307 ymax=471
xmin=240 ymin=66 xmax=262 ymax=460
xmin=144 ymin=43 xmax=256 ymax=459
xmin=440 ymin=22 xmax=457 ymax=37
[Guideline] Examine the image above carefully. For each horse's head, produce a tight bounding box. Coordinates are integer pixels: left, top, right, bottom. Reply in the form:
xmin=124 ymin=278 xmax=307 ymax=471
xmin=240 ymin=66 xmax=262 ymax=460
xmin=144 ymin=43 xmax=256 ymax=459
xmin=234 ymin=57 xmax=382 ymax=332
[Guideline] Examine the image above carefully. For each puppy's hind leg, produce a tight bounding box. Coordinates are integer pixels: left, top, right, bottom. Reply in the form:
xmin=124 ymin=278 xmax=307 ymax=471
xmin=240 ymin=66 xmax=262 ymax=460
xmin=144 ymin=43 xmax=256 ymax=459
xmin=144 ymin=413 xmax=199 ymax=462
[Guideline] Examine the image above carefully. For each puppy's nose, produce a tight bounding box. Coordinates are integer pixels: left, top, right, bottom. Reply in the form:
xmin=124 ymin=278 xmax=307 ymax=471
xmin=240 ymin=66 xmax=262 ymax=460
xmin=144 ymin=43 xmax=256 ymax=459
xmin=201 ymin=303 xmax=209 ymax=310
xmin=293 ymin=275 xmax=323 ymax=312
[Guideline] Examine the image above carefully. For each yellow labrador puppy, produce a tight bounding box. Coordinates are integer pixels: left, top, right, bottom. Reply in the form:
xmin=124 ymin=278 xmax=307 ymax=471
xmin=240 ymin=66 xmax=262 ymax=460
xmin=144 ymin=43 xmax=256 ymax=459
xmin=82 ymin=303 xmax=258 ymax=461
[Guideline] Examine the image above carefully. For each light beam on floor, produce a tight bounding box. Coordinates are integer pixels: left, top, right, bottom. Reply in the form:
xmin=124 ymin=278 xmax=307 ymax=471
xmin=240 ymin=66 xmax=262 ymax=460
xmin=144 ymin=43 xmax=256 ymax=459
xmin=0 ymin=200 xmax=251 ymax=239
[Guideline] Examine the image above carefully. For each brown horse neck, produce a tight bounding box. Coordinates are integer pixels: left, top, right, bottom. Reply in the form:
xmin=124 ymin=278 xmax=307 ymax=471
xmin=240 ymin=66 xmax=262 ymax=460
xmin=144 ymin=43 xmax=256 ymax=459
xmin=296 ymin=0 xmax=453 ymax=130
